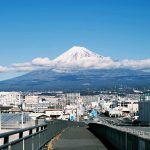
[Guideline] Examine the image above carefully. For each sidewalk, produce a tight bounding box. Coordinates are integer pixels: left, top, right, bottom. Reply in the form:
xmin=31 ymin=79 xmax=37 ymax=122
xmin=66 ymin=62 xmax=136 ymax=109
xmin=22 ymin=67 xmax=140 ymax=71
xmin=53 ymin=126 xmax=108 ymax=150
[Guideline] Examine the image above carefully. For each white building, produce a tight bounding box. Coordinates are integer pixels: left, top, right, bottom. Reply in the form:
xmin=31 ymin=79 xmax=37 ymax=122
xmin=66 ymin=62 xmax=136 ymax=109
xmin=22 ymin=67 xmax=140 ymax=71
xmin=45 ymin=109 xmax=63 ymax=119
xmin=65 ymin=93 xmax=80 ymax=105
xmin=90 ymin=102 xmax=99 ymax=109
xmin=118 ymin=99 xmax=139 ymax=113
xmin=25 ymin=96 xmax=39 ymax=104
xmin=100 ymin=100 xmax=113 ymax=111
xmin=82 ymin=95 xmax=100 ymax=104
xmin=0 ymin=92 xmax=22 ymax=106
xmin=24 ymin=95 xmax=63 ymax=112
xmin=38 ymin=96 xmax=60 ymax=104
xmin=25 ymin=95 xmax=62 ymax=105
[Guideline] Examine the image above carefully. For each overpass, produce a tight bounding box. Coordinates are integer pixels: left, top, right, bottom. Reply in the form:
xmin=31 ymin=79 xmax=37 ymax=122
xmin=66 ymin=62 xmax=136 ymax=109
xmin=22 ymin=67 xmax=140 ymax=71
xmin=0 ymin=120 xmax=108 ymax=150
xmin=0 ymin=120 xmax=150 ymax=150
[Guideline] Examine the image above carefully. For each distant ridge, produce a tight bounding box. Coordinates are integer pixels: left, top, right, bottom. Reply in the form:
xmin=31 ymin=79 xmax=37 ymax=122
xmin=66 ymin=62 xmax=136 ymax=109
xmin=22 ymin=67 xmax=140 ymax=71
xmin=0 ymin=68 xmax=150 ymax=91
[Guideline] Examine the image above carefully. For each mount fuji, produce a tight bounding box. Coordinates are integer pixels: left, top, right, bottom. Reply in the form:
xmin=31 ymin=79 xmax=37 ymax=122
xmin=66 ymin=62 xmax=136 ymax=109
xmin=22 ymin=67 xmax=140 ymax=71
xmin=52 ymin=46 xmax=114 ymax=71
xmin=0 ymin=46 xmax=150 ymax=91
xmin=54 ymin=46 xmax=105 ymax=63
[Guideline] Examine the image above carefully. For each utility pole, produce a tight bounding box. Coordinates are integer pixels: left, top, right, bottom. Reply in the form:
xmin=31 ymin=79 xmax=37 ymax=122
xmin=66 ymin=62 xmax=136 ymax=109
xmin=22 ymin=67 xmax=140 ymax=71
xmin=20 ymin=93 xmax=24 ymax=128
xmin=21 ymin=110 xmax=24 ymax=128
xmin=76 ymin=94 xmax=80 ymax=122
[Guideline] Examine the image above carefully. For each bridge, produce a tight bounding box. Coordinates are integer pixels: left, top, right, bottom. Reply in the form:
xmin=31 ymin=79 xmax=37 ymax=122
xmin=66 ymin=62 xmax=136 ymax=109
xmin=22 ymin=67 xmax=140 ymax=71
xmin=0 ymin=120 xmax=108 ymax=150
xmin=0 ymin=120 xmax=150 ymax=150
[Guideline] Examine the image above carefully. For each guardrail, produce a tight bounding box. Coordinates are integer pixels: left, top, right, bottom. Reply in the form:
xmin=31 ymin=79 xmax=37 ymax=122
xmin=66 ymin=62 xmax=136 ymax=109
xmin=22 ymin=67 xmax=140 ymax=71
xmin=89 ymin=122 xmax=150 ymax=150
xmin=0 ymin=120 xmax=86 ymax=150
xmin=99 ymin=119 xmax=150 ymax=139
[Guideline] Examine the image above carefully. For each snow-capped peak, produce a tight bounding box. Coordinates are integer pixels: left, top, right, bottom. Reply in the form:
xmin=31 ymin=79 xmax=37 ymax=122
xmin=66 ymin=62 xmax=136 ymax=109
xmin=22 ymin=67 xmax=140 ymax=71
xmin=52 ymin=46 xmax=114 ymax=71
xmin=54 ymin=46 xmax=103 ymax=63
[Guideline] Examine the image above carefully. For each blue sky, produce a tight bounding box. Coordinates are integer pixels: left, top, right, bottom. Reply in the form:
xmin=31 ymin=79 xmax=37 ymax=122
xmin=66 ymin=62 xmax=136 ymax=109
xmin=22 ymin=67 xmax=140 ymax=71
xmin=0 ymin=0 xmax=150 ymax=80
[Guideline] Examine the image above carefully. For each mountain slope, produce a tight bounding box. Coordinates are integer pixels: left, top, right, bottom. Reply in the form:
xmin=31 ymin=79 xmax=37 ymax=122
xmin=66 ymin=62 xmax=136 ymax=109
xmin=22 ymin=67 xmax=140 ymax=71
xmin=0 ymin=69 xmax=150 ymax=91
xmin=0 ymin=46 xmax=150 ymax=91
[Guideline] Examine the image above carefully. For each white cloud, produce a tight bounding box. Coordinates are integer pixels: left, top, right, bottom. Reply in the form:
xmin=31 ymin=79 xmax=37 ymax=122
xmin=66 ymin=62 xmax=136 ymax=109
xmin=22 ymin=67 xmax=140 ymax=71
xmin=32 ymin=57 xmax=52 ymax=66
xmin=0 ymin=66 xmax=8 ymax=73
xmin=76 ymin=57 xmax=119 ymax=69
xmin=0 ymin=56 xmax=150 ymax=74
xmin=13 ymin=66 xmax=34 ymax=72
xmin=11 ymin=62 xmax=34 ymax=72
xmin=120 ymin=59 xmax=150 ymax=69
xmin=53 ymin=57 xmax=120 ymax=70
xmin=10 ymin=58 xmax=150 ymax=72
xmin=12 ymin=62 xmax=31 ymax=67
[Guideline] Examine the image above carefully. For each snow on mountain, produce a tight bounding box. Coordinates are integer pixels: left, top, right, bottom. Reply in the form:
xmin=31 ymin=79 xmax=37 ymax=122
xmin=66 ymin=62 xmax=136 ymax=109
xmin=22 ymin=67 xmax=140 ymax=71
xmin=9 ymin=46 xmax=150 ymax=73
xmin=53 ymin=46 xmax=114 ymax=70
xmin=53 ymin=46 xmax=150 ymax=71
xmin=54 ymin=46 xmax=103 ymax=62
xmin=1 ymin=46 xmax=150 ymax=75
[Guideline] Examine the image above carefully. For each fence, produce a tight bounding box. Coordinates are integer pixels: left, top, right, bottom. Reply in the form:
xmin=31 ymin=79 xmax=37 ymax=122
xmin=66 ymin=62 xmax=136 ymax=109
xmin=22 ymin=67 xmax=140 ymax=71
xmin=0 ymin=120 xmax=85 ymax=150
xmin=1 ymin=113 xmax=35 ymax=129
xmin=89 ymin=123 xmax=150 ymax=150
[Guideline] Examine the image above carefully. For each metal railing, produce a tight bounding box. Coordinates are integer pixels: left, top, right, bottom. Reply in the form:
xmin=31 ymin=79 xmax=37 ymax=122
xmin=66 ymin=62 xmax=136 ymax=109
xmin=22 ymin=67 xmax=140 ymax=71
xmin=0 ymin=120 xmax=86 ymax=150
xmin=98 ymin=120 xmax=150 ymax=140
xmin=0 ymin=123 xmax=47 ymax=150
xmin=89 ymin=122 xmax=150 ymax=150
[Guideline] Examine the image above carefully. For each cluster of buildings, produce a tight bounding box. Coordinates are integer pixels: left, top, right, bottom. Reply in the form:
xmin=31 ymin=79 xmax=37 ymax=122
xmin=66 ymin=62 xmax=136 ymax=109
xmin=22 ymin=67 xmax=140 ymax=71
xmin=0 ymin=92 xmax=82 ymax=121
xmin=0 ymin=91 xmax=150 ymax=124
xmin=100 ymin=95 xmax=139 ymax=118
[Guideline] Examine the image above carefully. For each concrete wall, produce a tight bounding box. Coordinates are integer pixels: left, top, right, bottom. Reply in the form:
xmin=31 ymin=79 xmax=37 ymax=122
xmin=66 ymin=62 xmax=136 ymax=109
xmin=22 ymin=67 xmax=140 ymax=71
xmin=89 ymin=123 xmax=150 ymax=150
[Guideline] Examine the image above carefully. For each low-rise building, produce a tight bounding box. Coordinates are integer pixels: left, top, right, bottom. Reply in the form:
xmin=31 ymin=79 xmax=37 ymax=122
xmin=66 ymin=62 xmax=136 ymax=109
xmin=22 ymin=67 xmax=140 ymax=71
xmin=0 ymin=92 xmax=22 ymax=106
xmin=118 ymin=99 xmax=139 ymax=113
xmin=25 ymin=96 xmax=39 ymax=105
xmin=45 ymin=109 xmax=63 ymax=119
xmin=65 ymin=93 xmax=80 ymax=105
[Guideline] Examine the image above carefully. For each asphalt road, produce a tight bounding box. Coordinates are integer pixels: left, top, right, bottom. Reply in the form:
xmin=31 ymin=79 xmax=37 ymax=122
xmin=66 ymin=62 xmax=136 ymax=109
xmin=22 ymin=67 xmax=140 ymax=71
xmin=53 ymin=126 xmax=108 ymax=150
